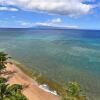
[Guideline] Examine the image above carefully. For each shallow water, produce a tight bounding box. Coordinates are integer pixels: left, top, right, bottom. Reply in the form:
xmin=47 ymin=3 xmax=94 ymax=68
xmin=0 ymin=28 xmax=100 ymax=100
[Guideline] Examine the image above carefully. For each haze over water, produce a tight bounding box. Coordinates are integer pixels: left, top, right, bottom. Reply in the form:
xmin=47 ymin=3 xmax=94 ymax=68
xmin=0 ymin=28 xmax=100 ymax=100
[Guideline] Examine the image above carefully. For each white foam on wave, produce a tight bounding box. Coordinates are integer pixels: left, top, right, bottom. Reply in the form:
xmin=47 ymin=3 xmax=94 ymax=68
xmin=39 ymin=84 xmax=58 ymax=95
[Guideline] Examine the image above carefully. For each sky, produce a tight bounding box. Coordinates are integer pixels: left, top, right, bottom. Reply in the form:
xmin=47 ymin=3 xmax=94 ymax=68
xmin=0 ymin=0 xmax=100 ymax=29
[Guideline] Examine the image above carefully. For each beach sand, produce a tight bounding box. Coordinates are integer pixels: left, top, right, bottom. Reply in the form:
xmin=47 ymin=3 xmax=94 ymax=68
xmin=2 ymin=63 xmax=59 ymax=100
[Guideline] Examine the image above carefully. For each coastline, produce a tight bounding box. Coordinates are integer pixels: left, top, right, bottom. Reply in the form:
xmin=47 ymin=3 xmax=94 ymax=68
xmin=3 ymin=61 xmax=59 ymax=100
xmin=11 ymin=60 xmax=65 ymax=96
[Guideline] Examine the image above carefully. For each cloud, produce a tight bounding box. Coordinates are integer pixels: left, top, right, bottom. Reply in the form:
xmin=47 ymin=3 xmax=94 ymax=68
xmin=36 ymin=22 xmax=79 ymax=29
xmin=19 ymin=18 xmax=79 ymax=29
xmin=0 ymin=6 xmax=18 ymax=11
xmin=35 ymin=18 xmax=62 ymax=26
xmin=50 ymin=18 xmax=62 ymax=23
xmin=0 ymin=0 xmax=96 ymax=16
xmin=64 ymin=25 xmax=79 ymax=29
xmin=21 ymin=22 xmax=33 ymax=26
xmin=18 ymin=18 xmax=62 ymax=27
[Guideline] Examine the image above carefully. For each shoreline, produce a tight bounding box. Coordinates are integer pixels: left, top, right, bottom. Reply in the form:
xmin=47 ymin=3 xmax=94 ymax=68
xmin=8 ymin=60 xmax=100 ymax=100
xmin=11 ymin=60 xmax=65 ymax=96
xmin=3 ymin=62 xmax=59 ymax=100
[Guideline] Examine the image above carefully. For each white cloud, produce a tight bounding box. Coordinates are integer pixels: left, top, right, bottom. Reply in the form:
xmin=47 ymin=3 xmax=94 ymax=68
xmin=0 ymin=6 xmax=18 ymax=11
xmin=19 ymin=18 xmax=79 ymax=29
xmin=36 ymin=22 xmax=79 ymax=29
xmin=50 ymin=18 xmax=62 ymax=23
xmin=21 ymin=22 xmax=33 ymax=26
xmin=18 ymin=18 xmax=62 ymax=27
xmin=18 ymin=21 xmax=34 ymax=27
xmin=64 ymin=25 xmax=79 ymax=29
xmin=0 ymin=0 xmax=96 ymax=16
xmin=36 ymin=18 xmax=62 ymax=26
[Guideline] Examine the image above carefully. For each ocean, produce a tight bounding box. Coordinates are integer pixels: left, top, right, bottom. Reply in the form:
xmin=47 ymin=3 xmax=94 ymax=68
xmin=0 ymin=28 xmax=100 ymax=100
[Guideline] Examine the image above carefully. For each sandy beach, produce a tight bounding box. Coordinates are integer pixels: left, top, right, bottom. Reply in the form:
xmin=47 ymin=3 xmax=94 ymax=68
xmin=2 ymin=63 xmax=59 ymax=100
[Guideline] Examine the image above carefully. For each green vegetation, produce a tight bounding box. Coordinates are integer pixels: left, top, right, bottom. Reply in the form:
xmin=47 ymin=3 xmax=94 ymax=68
xmin=6 ymin=53 xmax=88 ymax=100
xmin=61 ymin=82 xmax=87 ymax=100
xmin=0 ymin=52 xmax=27 ymax=100
xmin=0 ymin=52 xmax=11 ymax=72
xmin=0 ymin=80 xmax=27 ymax=100
xmin=0 ymin=77 xmax=7 ymax=83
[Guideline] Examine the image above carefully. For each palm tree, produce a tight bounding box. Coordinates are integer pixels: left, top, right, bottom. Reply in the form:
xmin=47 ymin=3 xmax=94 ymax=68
xmin=0 ymin=71 xmax=27 ymax=100
xmin=0 ymin=52 xmax=11 ymax=72
xmin=62 ymin=82 xmax=86 ymax=100
xmin=0 ymin=52 xmax=27 ymax=100
xmin=0 ymin=83 xmax=27 ymax=100
xmin=67 ymin=82 xmax=81 ymax=98
xmin=0 ymin=77 xmax=7 ymax=83
xmin=0 ymin=83 xmax=9 ymax=99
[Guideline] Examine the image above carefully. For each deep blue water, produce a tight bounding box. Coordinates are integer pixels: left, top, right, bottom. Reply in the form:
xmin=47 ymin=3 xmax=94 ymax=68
xmin=0 ymin=28 xmax=100 ymax=100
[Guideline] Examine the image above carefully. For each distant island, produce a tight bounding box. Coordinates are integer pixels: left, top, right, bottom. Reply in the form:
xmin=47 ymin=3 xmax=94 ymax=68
xmin=30 ymin=25 xmax=79 ymax=30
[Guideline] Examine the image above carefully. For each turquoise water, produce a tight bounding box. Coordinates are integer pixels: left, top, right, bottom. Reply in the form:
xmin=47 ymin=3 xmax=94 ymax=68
xmin=0 ymin=29 xmax=100 ymax=99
